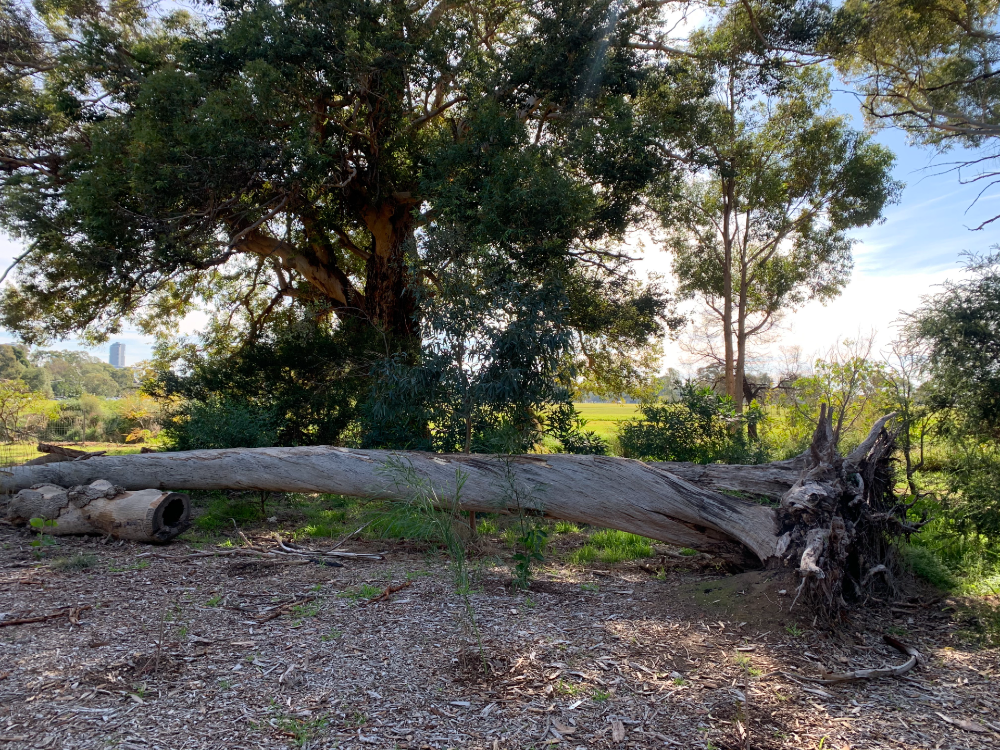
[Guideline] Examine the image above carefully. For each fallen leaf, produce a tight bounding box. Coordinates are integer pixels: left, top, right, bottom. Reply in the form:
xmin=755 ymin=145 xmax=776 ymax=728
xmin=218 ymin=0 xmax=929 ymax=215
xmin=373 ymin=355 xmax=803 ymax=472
xmin=611 ymin=719 xmax=626 ymax=742
xmin=552 ymin=720 xmax=576 ymax=735
xmin=937 ymin=713 xmax=988 ymax=733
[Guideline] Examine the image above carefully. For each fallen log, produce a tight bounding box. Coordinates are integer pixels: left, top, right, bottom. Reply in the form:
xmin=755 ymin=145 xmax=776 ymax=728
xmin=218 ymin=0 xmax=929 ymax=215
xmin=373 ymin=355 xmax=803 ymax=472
xmin=0 ymin=412 xmax=912 ymax=609
xmin=4 ymin=479 xmax=190 ymax=542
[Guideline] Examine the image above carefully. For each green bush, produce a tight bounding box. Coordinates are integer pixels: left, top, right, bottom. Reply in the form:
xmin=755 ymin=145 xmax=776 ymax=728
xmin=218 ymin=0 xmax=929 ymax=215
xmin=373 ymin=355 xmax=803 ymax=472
xmin=617 ymin=384 xmax=768 ymax=464
xmin=168 ymin=397 xmax=280 ymax=451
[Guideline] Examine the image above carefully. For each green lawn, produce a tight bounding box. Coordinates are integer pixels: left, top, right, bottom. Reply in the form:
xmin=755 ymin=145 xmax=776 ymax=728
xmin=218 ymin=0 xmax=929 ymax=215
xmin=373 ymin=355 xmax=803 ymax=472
xmin=0 ymin=442 xmax=145 ymax=467
xmin=574 ymin=402 xmax=640 ymax=443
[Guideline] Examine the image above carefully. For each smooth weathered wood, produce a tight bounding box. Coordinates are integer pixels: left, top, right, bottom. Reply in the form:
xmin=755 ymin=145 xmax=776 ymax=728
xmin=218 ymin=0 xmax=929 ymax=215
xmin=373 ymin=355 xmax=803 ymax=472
xmin=3 ymin=449 xmax=782 ymax=560
xmin=5 ymin=479 xmax=190 ymax=542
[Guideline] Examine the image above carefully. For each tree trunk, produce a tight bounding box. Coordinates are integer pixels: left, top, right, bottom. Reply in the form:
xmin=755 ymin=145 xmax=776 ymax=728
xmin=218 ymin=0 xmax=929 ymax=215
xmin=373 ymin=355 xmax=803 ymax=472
xmin=362 ymin=201 xmax=418 ymax=339
xmin=3 ymin=480 xmax=190 ymax=542
xmin=1 ymin=413 xmax=911 ymax=609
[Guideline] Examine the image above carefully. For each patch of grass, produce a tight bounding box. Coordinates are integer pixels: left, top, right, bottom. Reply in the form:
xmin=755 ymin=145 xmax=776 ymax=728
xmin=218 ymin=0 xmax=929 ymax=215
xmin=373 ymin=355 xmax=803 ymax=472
xmin=205 ymin=594 xmax=223 ymax=607
xmin=554 ymin=520 xmax=581 ymax=534
xmin=592 ymin=688 xmax=611 ymax=702
xmin=476 ymin=515 xmax=500 ymax=535
xmin=270 ymin=713 xmax=330 ymax=747
xmin=50 ymin=553 xmax=97 ymax=571
xmin=580 ymin=582 xmax=600 ymax=592
xmin=501 ymin=526 xmax=519 ymax=548
xmin=678 ymin=547 xmax=699 ymax=556
xmin=365 ymin=502 xmax=447 ymax=542
xmin=785 ymin=624 xmax=803 ymax=637
xmin=555 ymin=679 xmax=583 ymax=696
xmin=292 ymin=600 xmax=322 ymax=620
xmin=320 ymin=627 xmax=343 ymax=642
xmin=192 ymin=491 xmax=263 ymax=532
xmin=733 ymin=652 xmax=762 ymax=676
xmin=900 ymin=543 xmax=958 ymax=590
xmin=567 ymin=529 xmax=655 ymax=565
xmin=336 ymin=584 xmax=383 ymax=601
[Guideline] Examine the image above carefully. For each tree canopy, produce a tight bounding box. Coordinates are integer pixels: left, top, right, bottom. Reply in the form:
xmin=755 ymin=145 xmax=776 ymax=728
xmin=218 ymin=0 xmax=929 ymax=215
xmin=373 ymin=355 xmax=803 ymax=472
xmin=0 ymin=0 xmax=682 ymax=349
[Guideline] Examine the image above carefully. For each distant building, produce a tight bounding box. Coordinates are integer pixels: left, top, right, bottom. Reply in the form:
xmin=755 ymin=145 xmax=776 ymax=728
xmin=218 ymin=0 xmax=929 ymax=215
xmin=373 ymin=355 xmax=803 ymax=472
xmin=109 ymin=342 xmax=125 ymax=369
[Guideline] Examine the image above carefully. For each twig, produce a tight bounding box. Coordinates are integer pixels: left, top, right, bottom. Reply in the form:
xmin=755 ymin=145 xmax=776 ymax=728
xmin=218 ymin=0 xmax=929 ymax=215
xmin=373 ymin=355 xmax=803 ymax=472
xmin=330 ymin=520 xmax=373 ymax=551
xmin=256 ymin=595 xmax=316 ymax=623
xmin=761 ymin=635 xmax=922 ymax=685
xmin=0 ymin=605 xmax=91 ymax=628
xmin=362 ymin=580 xmax=412 ymax=606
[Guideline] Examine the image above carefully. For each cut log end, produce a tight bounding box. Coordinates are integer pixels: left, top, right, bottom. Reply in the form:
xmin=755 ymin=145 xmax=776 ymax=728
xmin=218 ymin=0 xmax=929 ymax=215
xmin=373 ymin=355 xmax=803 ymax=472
xmin=4 ymin=480 xmax=191 ymax=543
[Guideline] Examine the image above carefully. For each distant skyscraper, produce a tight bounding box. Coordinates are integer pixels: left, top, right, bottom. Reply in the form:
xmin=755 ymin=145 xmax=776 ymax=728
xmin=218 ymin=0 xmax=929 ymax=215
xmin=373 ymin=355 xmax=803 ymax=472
xmin=109 ymin=342 xmax=125 ymax=369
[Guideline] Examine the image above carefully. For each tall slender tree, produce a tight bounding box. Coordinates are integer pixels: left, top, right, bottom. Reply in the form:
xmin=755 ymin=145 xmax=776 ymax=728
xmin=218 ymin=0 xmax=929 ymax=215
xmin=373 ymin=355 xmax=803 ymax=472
xmin=648 ymin=12 xmax=900 ymax=411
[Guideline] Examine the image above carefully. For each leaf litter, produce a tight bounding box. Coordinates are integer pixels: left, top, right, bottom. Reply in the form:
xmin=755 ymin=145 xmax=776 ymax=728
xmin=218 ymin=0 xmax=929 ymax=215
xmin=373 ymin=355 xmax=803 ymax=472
xmin=0 ymin=526 xmax=997 ymax=749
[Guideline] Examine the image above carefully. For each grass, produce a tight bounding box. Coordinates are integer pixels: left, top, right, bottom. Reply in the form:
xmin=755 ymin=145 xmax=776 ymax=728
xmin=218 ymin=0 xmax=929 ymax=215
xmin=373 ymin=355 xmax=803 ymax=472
xmin=337 ymin=584 xmax=383 ymax=601
xmin=49 ymin=553 xmax=97 ymax=571
xmin=553 ymin=520 xmax=581 ymax=534
xmin=0 ymin=441 xmax=145 ymax=465
xmin=568 ymin=529 xmax=655 ymax=564
xmin=572 ymin=402 xmax=640 ymax=443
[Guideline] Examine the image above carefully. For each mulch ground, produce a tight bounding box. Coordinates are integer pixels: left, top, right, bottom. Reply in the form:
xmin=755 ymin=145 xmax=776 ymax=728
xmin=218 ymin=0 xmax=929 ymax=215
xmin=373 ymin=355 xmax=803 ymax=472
xmin=0 ymin=526 xmax=997 ymax=750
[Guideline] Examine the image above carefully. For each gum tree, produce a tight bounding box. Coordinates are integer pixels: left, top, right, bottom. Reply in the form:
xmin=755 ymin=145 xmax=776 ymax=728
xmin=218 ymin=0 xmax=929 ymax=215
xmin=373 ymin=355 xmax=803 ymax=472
xmin=649 ymin=12 xmax=900 ymax=411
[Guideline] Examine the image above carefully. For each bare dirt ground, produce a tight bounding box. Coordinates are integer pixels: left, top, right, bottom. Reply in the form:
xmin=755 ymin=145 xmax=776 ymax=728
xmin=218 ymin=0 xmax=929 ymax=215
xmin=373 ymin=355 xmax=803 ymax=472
xmin=1 ymin=526 xmax=997 ymax=750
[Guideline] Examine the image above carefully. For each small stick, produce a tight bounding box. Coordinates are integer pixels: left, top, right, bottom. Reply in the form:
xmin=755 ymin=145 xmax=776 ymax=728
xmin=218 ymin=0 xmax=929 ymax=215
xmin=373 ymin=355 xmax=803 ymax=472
xmin=0 ymin=605 xmax=92 ymax=628
xmin=257 ymin=595 xmax=316 ymax=623
xmin=330 ymin=520 xmax=373 ymax=551
xmin=363 ymin=580 xmax=412 ymax=606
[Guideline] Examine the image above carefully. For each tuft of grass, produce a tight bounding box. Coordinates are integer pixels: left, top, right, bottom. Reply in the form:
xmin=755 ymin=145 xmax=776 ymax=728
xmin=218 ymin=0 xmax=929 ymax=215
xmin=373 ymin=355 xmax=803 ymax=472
xmin=900 ymin=543 xmax=958 ymax=590
xmin=50 ymin=553 xmax=97 ymax=571
xmin=568 ymin=528 xmax=654 ymax=564
xmin=364 ymin=503 xmax=447 ymax=542
xmin=337 ymin=584 xmax=383 ymax=601
xmin=592 ymin=688 xmax=611 ymax=702
xmin=678 ymin=547 xmax=699 ymax=556
xmin=476 ymin=515 xmax=500 ymax=535
xmin=554 ymin=520 xmax=581 ymax=534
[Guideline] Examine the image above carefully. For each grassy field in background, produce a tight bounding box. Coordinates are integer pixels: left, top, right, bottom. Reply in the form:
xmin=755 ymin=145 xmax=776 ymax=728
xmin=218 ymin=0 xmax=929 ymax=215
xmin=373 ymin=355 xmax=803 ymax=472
xmin=574 ymin=402 xmax=640 ymax=443
xmin=0 ymin=442 xmax=145 ymax=466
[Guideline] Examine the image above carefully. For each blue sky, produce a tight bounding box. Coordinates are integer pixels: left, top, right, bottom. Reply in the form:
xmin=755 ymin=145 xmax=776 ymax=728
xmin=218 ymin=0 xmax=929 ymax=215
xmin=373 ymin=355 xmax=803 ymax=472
xmin=1 ymin=81 xmax=996 ymax=372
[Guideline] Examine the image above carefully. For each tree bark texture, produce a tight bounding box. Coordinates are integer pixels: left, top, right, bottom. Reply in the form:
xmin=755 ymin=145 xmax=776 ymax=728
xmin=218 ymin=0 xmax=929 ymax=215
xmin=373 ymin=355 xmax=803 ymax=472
xmin=1 ymin=413 xmax=905 ymax=597
xmin=3 ymin=480 xmax=191 ymax=542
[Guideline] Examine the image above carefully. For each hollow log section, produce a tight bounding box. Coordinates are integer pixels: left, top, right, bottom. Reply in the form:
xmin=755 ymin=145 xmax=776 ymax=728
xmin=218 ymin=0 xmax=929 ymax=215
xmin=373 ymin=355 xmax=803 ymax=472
xmin=1 ymin=414 xmax=903 ymax=594
xmin=4 ymin=480 xmax=191 ymax=542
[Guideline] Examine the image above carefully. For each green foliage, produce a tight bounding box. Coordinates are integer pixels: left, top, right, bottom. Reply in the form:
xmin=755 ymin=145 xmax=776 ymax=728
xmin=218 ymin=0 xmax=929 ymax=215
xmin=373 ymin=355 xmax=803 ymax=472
xmin=904 ymin=252 xmax=1000 ymax=538
xmin=828 ymin=0 xmax=1000 ymax=217
xmin=28 ymin=517 xmax=58 ymax=557
xmin=0 ymin=379 xmax=55 ymax=442
xmin=569 ymin=529 xmax=654 ymax=564
xmin=0 ymin=0 xmax=679 ymax=427
xmin=192 ymin=491 xmax=265 ymax=533
xmin=0 ymin=344 xmax=48 ymax=394
xmin=650 ymin=9 xmax=899 ymax=408
xmin=151 ymin=314 xmax=370 ymax=450
xmin=900 ymin=543 xmax=958 ymax=591
xmin=512 ymin=526 xmax=549 ymax=590
xmin=363 ymin=229 xmax=645 ymax=453
xmin=553 ymin=520 xmax=581 ymax=534
xmin=618 ymin=384 xmax=768 ymax=463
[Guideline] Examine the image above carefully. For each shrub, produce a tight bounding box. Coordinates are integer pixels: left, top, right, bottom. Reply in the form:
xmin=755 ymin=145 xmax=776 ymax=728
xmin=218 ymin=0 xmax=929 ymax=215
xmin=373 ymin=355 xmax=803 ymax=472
xmin=617 ymin=384 xmax=768 ymax=464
